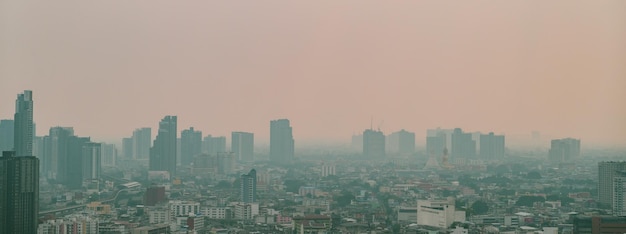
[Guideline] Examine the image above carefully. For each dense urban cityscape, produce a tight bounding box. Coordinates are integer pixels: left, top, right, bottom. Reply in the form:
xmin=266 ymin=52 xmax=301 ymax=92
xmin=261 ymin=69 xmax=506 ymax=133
xmin=1 ymin=90 xmax=625 ymax=234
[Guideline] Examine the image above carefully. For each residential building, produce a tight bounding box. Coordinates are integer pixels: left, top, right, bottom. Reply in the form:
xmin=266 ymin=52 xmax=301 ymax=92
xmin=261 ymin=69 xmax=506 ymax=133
xmin=0 ymin=119 xmax=14 ymax=153
xmin=181 ymin=127 xmax=202 ymax=165
xmin=363 ymin=129 xmax=385 ymax=158
xmin=387 ymin=129 xmax=415 ymax=155
xmin=480 ymin=132 xmax=505 ymax=159
xmin=0 ymin=151 xmax=39 ymax=234
xmin=549 ymin=138 xmax=580 ymax=162
xmin=241 ymin=169 xmax=257 ymax=203
xmin=450 ymin=128 xmax=476 ymax=159
xmin=598 ymin=162 xmax=626 ymax=208
xmin=132 ymin=128 xmax=151 ymax=159
xmin=232 ymin=131 xmax=254 ymax=162
xmin=270 ymin=119 xmax=294 ymax=163
xmin=149 ymin=116 xmax=177 ymax=176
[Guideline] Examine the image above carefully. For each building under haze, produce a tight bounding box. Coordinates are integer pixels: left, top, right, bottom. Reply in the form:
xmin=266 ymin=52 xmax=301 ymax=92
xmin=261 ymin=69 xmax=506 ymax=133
xmin=450 ymin=128 xmax=476 ymax=160
xmin=426 ymin=130 xmax=447 ymax=158
xmin=100 ymin=143 xmax=117 ymax=167
xmin=549 ymin=138 xmax=580 ymax=162
xmin=14 ymin=90 xmax=34 ymax=156
xmin=240 ymin=169 xmax=257 ymax=203
xmin=181 ymin=127 xmax=202 ymax=165
xmin=82 ymin=142 xmax=101 ymax=182
xmin=46 ymin=127 xmax=74 ymax=181
xmin=66 ymin=136 xmax=91 ymax=189
xmin=0 ymin=151 xmax=39 ymax=234
xmin=0 ymin=119 xmax=14 ymax=153
xmin=387 ymin=129 xmax=415 ymax=155
xmin=270 ymin=119 xmax=294 ymax=163
xmin=363 ymin=129 xmax=385 ymax=158
xmin=232 ymin=132 xmax=254 ymax=162
xmin=598 ymin=162 xmax=626 ymax=209
xmin=149 ymin=116 xmax=178 ymax=178
xmin=479 ymin=132 xmax=505 ymax=159
xmin=203 ymin=135 xmax=227 ymax=155
xmin=122 ymin=137 xmax=133 ymax=158
xmin=132 ymin=127 xmax=151 ymax=159
xmin=613 ymin=171 xmax=626 ymax=217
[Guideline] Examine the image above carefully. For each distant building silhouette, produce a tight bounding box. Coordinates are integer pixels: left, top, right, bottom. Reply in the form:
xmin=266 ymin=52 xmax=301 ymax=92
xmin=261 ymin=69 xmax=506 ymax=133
xmin=549 ymin=138 xmax=580 ymax=162
xmin=388 ymin=129 xmax=415 ymax=155
xmin=0 ymin=119 xmax=14 ymax=153
xmin=0 ymin=151 xmax=39 ymax=234
xmin=270 ymin=119 xmax=294 ymax=163
xmin=46 ymin=127 xmax=74 ymax=181
xmin=82 ymin=142 xmax=102 ymax=182
xmin=598 ymin=161 xmax=626 ymax=208
xmin=426 ymin=130 xmax=447 ymax=158
xmin=479 ymin=132 xmax=505 ymax=159
xmin=122 ymin=137 xmax=133 ymax=158
xmin=149 ymin=116 xmax=177 ymax=177
xmin=132 ymin=128 xmax=151 ymax=159
xmin=14 ymin=90 xmax=34 ymax=156
xmin=181 ymin=127 xmax=202 ymax=165
xmin=66 ymin=136 xmax=91 ymax=189
xmin=240 ymin=169 xmax=257 ymax=203
xmin=232 ymin=132 xmax=254 ymax=162
xmin=450 ymin=128 xmax=476 ymax=159
xmin=100 ymin=143 xmax=117 ymax=167
xmin=363 ymin=129 xmax=385 ymax=158
xmin=203 ymin=135 xmax=227 ymax=155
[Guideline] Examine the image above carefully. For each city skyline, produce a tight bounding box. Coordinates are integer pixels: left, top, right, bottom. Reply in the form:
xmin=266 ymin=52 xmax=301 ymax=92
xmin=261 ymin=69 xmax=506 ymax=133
xmin=1 ymin=1 xmax=625 ymax=147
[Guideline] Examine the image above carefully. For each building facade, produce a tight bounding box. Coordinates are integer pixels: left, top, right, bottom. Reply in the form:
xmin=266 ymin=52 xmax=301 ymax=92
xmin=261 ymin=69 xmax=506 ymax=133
xmin=232 ymin=131 xmax=254 ymax=162
xmin=241 ymin=169 xmax=257 ymax=203
xmin=181 ymin=127 xmax=202 ymax=165
xmin=598 ymin=162 xmax=626 ymax=208
xmin=14 ymin=90 xmax=34 ymax=157
xmin=0 ymin=151 xmax=39 ymax=234
xmin=549 ymin=138 xmax=580 ymax=162
xmin=479 ymin=132 xmax=505 ymax=159
xmin=363 ymin=129 xmax=385 ymax=158
xmin=149 ymin=116 xmax=177 ymax=177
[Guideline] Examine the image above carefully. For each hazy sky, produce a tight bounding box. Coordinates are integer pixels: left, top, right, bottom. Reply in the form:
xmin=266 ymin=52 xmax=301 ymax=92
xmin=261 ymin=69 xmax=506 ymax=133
xmin=1 ymin=1 xmax=625 ymax=146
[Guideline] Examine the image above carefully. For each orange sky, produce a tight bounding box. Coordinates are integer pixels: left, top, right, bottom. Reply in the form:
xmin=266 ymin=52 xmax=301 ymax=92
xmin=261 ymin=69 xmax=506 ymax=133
xmin=1 ymin=1 xmax=625 ymax=146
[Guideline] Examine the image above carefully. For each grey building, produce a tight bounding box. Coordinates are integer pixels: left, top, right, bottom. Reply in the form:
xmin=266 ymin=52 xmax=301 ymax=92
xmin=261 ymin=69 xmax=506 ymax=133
xmin=549 ymin=138 xmax=580 ymax=162
xmin=363 ymin=129 xmax=385 ymax=158
xmin=480 ymin=132 xmax=505 ymax=159
xmin=240 ymin=169 xmax=257 ymax=203
xmin=232 ymin=132 xmax=254 ymax=162
xmin=388 ymin=129 xmax=415 ymax=155
xmin=269 ymin=119 xmax=294 ymax=163
xmin=47 ymin=127 xmax=74 ymax=181
xmin=0 ymin=119 xmax=14 ymax=153
xmin=82 ymin=142 xmax=102 ymax=181
xmin=181 ymin=127 xmax=202 ymax=165
xmin=122 ymin=137 xmax=133 ymax=158
xmin=426 ymin=131 xmax=447 ymax=158
xmin=132 ymin=128 xmax=151 ymax=159
xmin=0 ymin=151 xmax=39 ymax=234
xmin=598 ymin=161 xmax=626 ymax=208
xmin=149 ymin=116 xmax=177 ymax=177
xmin=66 ymin=136 xmax=91 ymax=189
xmin=14 ymin=90 xmax=34 ymax=156
xmin=450 ymin=128 xmax=476 ymax=159
xmin=203 ymin=135 xmax=227 ymax=155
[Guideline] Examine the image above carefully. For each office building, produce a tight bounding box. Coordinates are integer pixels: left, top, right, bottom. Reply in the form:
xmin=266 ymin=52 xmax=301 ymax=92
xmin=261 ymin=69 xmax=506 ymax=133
xmin=549 ymin=138 xmax=580 ymax=162
xmin=321 ymin=164 xmax=336 ymax=177
xmin=598 ymin=162 xmax=626 ymax=208
xmin=0 ymin=151 xmax=39 ymax=234
xmin=181 ymin=127 xmax=202 ymax=165
xmin=417 ymin=198 xmax=465 ymax=229
xmin=232 ymin=132 xmax=254 ymax=162
xmin=269 ymin=119 xmax=294 ymax=163
xmin=240 ymin=169 xmax=257 ymax=203
xmin=426 ymin=130 xmax=447 ymax=158
xmin=450 ymin=128 xmax=476 ymax=159
xmin=150 ymin=116 xmax=177 ymax=177
xmin=480 ymin=132 xmax=505 ymax=159
xmin=132 ymin=128 xmax=151 ymax=159
xmin=101 ymin=143 xmax=117 ymax=167
xmin=387 ymin=129 xmax=415 ymax=155
xmin=216 ymin=152 xmax=236 ymax=175
xmin=363 ymin=129 xmax=385 ymax=158
xmin=613 ymin=172 xmax=626 ymax=217
xmin=203 ymin=135 xmax=227 ymax=155
xmin=47 ymin=127 xmax=74 ymax=181
xmin=82 ymin=142 xmax=101 ymax=182
xmin=0 ymin=119 xmax=14 ymax=153
xmin=122 ymin=137 xmax=133 ymax=158
xmin=67 ymin=136 xmax=91 ymax=189
xmin=573 ymin=216 xmax=626 ymax=234
xmin=14 ymin=90 xmax=34 ymax=156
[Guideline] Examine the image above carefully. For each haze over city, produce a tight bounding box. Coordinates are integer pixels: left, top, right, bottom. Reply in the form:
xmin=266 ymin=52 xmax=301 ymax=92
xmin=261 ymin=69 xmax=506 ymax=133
xmin=1 ymin=1 xmax=625 ymax=146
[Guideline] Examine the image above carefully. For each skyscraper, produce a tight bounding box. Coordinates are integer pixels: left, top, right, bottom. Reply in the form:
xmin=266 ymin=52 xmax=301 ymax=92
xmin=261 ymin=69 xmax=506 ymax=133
xmin=47 ymin=127 xmax=74 ymax=181
xmin=132 ymin=127 xmax=151 ymax=159
xmin=100 ymin=143 xmax=117 ymax=167
xmin=240 ymin=169 xmax=257 ymax=203
xmin=232 ymin=132 xmax=254 ymax=162
xmin=203 ymin=135 xmax=227 ymax=155
xmin=149 ymin=116 xmax=177 ymax=177
xmin=479 ymin=132 xmax=505 ymax=159
xmin=598 ymin=162 xmax=626 ymax=208
xmin=363 ymin=129 xmax=385 ymax=158
xmin=66 ymin=136 xmax=91 ymax=189
xmin=0 ymin=119 xmax=14 ymax=153
xmin=122 ymin=137 xmax=133 ymax=158
xmin=0 ymin=151 xmax=39 ymax=234
xmin=387 ymin=129 xmax=415 ymax=155
xmin=426 ymin=131 xmax=447 ymax=158
xmin=450 ymin=128 xmax=476 ymax=159
xmin=82 ymin=142 xmax=102 ymax=181
xmin=613 ymin=171 xmax=626 ymax=216
xmin=181 ymin=127 xmax=202 ymax=165
xmin=270 ymin=119 xmax=294 ymax=163
xmin=14 ymin=90 xmax=34 ymax=156
xmin=549 ymin=138 xmax=580 ymax=162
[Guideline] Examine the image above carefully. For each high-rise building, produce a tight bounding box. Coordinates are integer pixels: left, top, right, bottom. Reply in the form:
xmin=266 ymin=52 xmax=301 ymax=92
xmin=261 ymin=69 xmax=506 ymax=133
xmin=66 ymin=136 xmax=91 ymax=189
xmin=598 ymin=162 xmax=626 ymax=208
xmin=269 ymin=119 xmax=294 ymax=163
xmin=216 ymin=152 xmax=236 ymax=175
xmin=132 ymin=128 xmax=151 ymax=159
xmin=321 ymin=164 xmax=336 ymax=177
xmin=0 ymin=151 xmax=39 ymax=234
xmin=450 ymin=128 xmax=476 ymax=159
xmin=479 ymin=132 xmax=505 ymax=159
xmin=240 ymin=169 xmax=257 ymax=203
xmin=47 ymin=127 xmax=74 ymax=181
xmin=426 ymin=130 xmax=447 ymax=158
xmin=14 ymin=90 xmax=34 ymax=156
xmin=613 ymin=171 xmax=626 ymax=217
xmin=101 ymin=143 xmax=117 ymax=167
xmin=150 ymin=116 xmax=177 ymax=177
xmin=363 ymin=129 xmax=385 ymax=158
xmin=181 ymin=127 xmax=202 ymax=165
xmin=203 ymin=135 xmax=227 ymax=155
xmin=0 ymin=119 xmax=14 ymax=153
xmin=82 ymin=142 xmax=101 ymax=181
xmin=549 ymin=138 xmax=580 ymax=162
xmin=232 ymin=132 xmax=254 ymax=162
xmin=387 ymin=129 xmax=415 ymax=155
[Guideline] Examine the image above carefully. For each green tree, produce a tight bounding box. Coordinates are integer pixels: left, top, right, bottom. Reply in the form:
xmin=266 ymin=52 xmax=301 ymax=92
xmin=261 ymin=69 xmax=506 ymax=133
xmin=471 ymin=200 xmax=489 ymax=215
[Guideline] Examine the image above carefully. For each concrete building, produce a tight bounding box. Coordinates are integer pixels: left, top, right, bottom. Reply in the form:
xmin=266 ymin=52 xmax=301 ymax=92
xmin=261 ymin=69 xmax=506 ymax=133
xmin=450 ymin=128 xmax=476 ymax=159
xmin=203 ymin=135 xmax=227 ymax=155
xmin=240 ymin=169 xmax=257 ymax=203
xmin=598 ymin=162 xmax=626 ymax=208
xmin=132 ymin=128 xmax=151 ymax=159
xmin=100 ymin=143 xmax=117 ymax=167
xmin=387 ymin=129 xmax=415 ymax=155
xmin=169 ymin=201 xmax=200 ymax=219
xmin=363 ymin=129 xmax=385 ymax=158
xmin=0 ymin=119 xmax=14 ymax=153
xmin=270 ymin=119 xmax=295 ymax=163
xmin=181 ymin=127 xmax=202 ymax=166
xmin=82 ymin=142 xmax=102 ymax=181
xmin=232 ymin=131 xmax=254 ymax=162
xmin=479 ymin=132 xmax=505 ymax=159
xmin=1 ymin=151 xmax=39 ymax=234
xmin=573 ymin=216 xmax=626 ymax=234
xmin=416 ymin=198 xmax=464 ymax=229
xmin=549 ymin=138 xmax=580 ymax=162
xmin=14 ymin=90 xmax=34 ymax=157
xmin=234 ymin=203 xmax=259 ymax=220
xmin=321 ymin=164 xmax=336 ymax=177
xmin=613 ymin=172 xmax=626 ymax=216
xmin=149 ymin=116 xmax=177 ymax=176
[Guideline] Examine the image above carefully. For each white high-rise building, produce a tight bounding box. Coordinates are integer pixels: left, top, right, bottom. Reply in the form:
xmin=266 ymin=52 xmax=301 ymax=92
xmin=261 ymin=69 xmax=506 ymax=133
xmin=321 ymin=164 xmax=336 ymax=177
